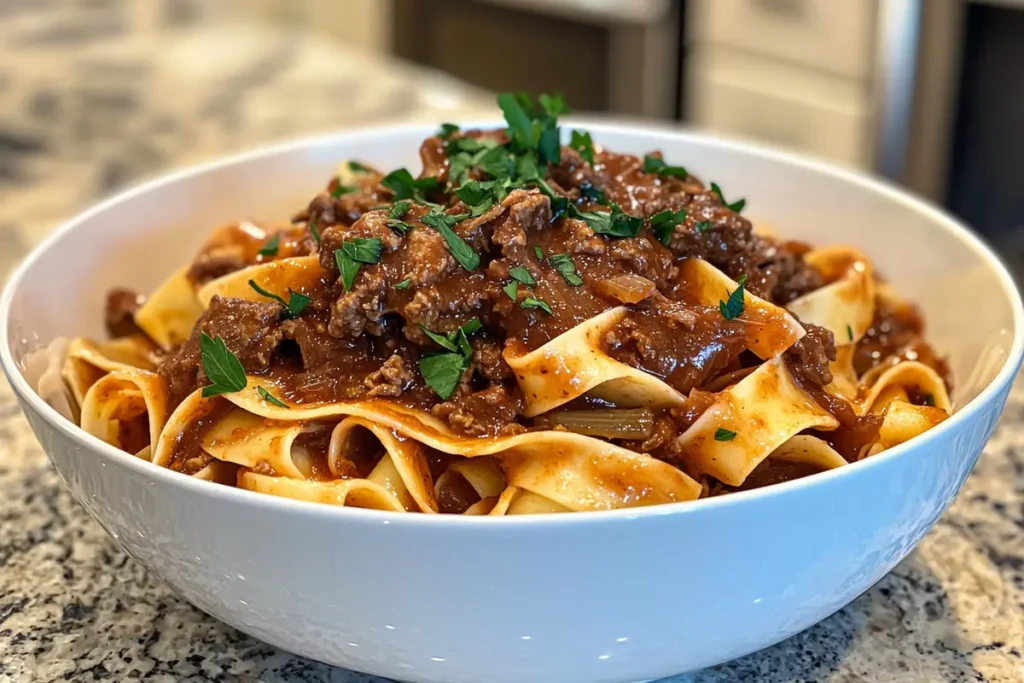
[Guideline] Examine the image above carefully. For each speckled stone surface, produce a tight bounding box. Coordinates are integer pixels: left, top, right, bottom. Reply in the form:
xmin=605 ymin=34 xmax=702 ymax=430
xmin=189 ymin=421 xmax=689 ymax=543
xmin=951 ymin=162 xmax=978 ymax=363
xmin=0 ymin=3 xmax=1022 ymax=682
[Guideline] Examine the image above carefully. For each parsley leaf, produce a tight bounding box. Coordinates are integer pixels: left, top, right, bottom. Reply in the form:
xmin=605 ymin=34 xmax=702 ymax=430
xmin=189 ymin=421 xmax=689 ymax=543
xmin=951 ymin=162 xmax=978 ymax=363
xmin=578 ymin=204 xmax=644 ymax=238
xmin=394 ymin=279 xmax=412 ymax=290
xmin=420 ymin=209 xmax=478 ymax=271
xmin=694 ymin=221 xmax=712 ymax=233
xmin=521 ymin=297 xmax=553 ymax=315
xmin=333 ymin=237 xmax=383 ymax=291
xmin=385 ymin=199 xmax=416 ymax=234
xmin=498 ymin=92 xmax=535 ymax=149
xmin=418 ymin=319 xmax=483 ymax=399
xmin=533 ymin=246 xmax=544 ymax=261
xmin=437 ymin=123 xmax=460 ymax=139
xmin=644 ymin=155 xmax=688 ymax=178
xmin=257 ymin=233 xmax=280 ymax=257
xmin=548 ymin=253 xmax=583 ymax=286
xmin=497 ymin=92 xmax=561 ymax=164
xmin=719 ymin=274 xmax=747 ymax=321
xmin=571 ymin=130 xmax=595 ymax=166
xmin=247 ymin=280 xmax=310 ymax=319
xmin=538 ymin=126 xmax=561 ymax=166
xmin=257 ymin=386 xmax=290 ymax=409
xmin=331 ymin=180 xmax=357 ymax=198
xmin=650 ymin=208 xmax=687 ymax=246
xmin=503 ymin=280 xmax=519 ymax=300
xmin=508 ymin=265 xmax=536 ymax=286
xmin=714 ymin=428 xmax=737 ymax=442
xmin=348 ymin=161 xmax=372 ymax=173
xmin=309 ymin=217 xmax=321 ymax=245
xmin=539 ymin=92 xmax=570 ymax=117
xmin=847 ymin=324 xmax=854 ymax=343
xmin=382 ymin=168 xmax=440 ymax=202
xmin=710 ymin=182 xmax=746 ymax=213
xmin=456 ymin=180 xmax=497 ymax=217
xmin=579 ymin=182 xmax=606 ymax=204
xmin=199 ymin=333 xmax=247 ymax=398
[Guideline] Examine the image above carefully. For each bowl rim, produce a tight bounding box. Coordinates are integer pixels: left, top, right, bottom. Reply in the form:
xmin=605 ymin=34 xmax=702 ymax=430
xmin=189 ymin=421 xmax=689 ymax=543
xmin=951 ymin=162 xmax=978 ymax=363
xmin=3 ymin=119 xmax=1022 ymax=527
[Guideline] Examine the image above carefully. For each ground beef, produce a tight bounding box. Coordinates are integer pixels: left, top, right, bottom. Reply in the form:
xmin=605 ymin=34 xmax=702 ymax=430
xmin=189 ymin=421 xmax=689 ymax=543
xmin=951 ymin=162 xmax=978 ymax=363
xmin=104 ymin=288 xmax=145 ymax=338
xmin=431 ymin=384 xmax=525 ymax=437
xmin=784 ymin=323 xmax=836 ymax=388
xmin=363 ymin=354 xmax=414 ymax=398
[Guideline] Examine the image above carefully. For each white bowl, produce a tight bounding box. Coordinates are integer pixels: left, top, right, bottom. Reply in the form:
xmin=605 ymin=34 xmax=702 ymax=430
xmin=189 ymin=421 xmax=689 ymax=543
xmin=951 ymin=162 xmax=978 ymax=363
xmin=2 ymin=122 xmax=1022 ymax=683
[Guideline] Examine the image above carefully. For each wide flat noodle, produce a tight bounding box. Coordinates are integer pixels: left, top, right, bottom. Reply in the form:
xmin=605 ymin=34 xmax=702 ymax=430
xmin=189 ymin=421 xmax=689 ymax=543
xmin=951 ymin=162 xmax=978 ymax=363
xmin=504 ymin=306 xmax=687 ymax=417
xmin=786 ymin=246 xmax=875 ymax=344
xmin=504 ymin=489 xmax=570 ymax=514
xmin=329 ymin=417 xmax=438 ymax=513
xmin=676 ymin=258 xmax=805 ymax=358
xmin=674 ymin=357 xmax=839 ymax=486
xmin=135 ymin=266 xmax=205 ymax=349
xmin=201 ymin=408 xmax=323 ymax=480
xmin=876 ymin=400 xmax=948 ymax=449
xmin=80 ymin=369 xmax=167 ymax=458
xmin=22 ymin=338 xmax=76 ymax=422
xmin=63 ymin=337 xmax=156 ymax=408
xmin=770 ymin=435 xmax=847 ymax=471
xmin=238 ymin=471 xmax=407 ymax=512
xmin=197 ymin=255 xmax=323 ymax=308
xmin=435 ymin=457 xmax=507 ymax=507
xmin=859 ymin=360 xmax=952 ymax=415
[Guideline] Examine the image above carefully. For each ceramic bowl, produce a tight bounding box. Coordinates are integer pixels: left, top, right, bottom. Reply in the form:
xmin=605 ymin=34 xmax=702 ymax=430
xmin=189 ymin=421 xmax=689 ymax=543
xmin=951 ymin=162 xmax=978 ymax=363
xmin=2 ymin=123 xmax=1022 ymax=683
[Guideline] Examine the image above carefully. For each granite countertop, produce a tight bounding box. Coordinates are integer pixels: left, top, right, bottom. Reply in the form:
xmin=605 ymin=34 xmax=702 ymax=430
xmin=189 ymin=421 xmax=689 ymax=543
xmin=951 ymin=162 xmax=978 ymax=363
xmin=0 ymin=4 xmax=1022 ymax=682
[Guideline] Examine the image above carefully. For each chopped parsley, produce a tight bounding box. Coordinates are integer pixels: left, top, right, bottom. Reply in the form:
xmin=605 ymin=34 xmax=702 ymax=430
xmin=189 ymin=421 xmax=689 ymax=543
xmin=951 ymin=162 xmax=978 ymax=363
xmin=386 ymin=199 xmax=415 ymax=234
xmin=694 ymin=221 xmax=712 ymax=233
xmin=643 ymin=155 xmax=688 ymax=178
xmin=847 ymin=324 xmax=854 ymax=343
xmin=571 ymin=130 xmax=594 ymax=166
xmin=533 ymin=246 xmax=544 ymax=261
xmin=650 ymin=208 xmax=687 ymax=246
xmin=257 ymin=386 xmax=290 ymax=409
xmin=331 ymin=179 xmax=357 ymax=198
xmin=579 ymin=182 xmax=607 ymax=204
xmin=548 ymin=253 xmax=583 ymax=286
xmin=719 ymin=274 xmax=747 ymax=321
xmin=420 ymin=209 xmax=478 ymax=271
xmin=503 ymin=280 xmax=519 ymax=300
xmin=348 ymin=160 xmax=372 ymax=174
xmin=257 ymin=233 xmax=280 ymax=257
xmin=455 ymin=179 xmax=508 ymax=217
xmin=714 ymin=428 xmax=737 ymax=442
xmin=309 ymin=217 xmax=321 ymax=245
xmin=508 ymin=265 xmax=536 ymax=286
xmin=199 ymin=333 xmax=247 ymax=398
xmin=333 ymin=237 xmax=383 ymax=291
xmin=437 ymin=123 xmax=460 ymax=139
xmin=577 ymin=204 xmax=644 ymax=238
xmin=497 ymin=92 xmax=563 ymax=165
xmin=710 ymin=182 xmax=746 ymax=213
xmin=247 ymin=279 xmax=310 ymax=319
xmin=382 ymin=168 xmax=440 ymax=203
xmin=394 ymin=279 xmax=412 ymax=290
xmin=521 ymin=297 xmax=553 ymax=315
xmin=418 ymin=318 xmax=484 ymax=399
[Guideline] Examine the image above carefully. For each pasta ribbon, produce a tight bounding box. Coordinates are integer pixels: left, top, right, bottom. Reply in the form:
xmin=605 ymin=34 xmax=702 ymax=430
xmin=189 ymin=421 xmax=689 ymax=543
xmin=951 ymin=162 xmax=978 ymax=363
xmin=134 ymin=266 xmax=205 ymax=349
xmin=63 ymin=337 xmax=157 ymax=408
xmin=201 ymin=408 xmax=325 ymax=480
xmin=786 ymin=246 xmax=875 ymax=344
xmin=79 ymin=369 xmax=167 ymax=459
xmin=859 ymin=360 xmax=951 ymax=415
xmin=197 ymin=255 xmax=323 ymax=308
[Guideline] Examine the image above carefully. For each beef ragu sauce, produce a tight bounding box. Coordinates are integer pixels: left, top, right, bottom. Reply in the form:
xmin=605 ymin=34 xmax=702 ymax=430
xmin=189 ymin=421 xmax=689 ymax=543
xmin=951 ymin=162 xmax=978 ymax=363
xmin=121 ymin=95 xmax=950 ymax=481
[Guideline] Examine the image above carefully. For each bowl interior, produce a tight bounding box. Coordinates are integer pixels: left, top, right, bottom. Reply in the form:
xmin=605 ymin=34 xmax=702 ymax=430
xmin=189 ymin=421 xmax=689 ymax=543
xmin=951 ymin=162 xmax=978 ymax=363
xmin=3 ymin=122 xmax=1020 ymax=411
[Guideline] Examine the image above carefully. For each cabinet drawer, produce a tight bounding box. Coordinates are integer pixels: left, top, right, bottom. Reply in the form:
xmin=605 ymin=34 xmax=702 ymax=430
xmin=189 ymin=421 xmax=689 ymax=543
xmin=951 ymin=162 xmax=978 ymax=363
xmin=690 ymin=72 xmax=873 ymax=168
xmin=691 ymin=0 xmax=878 ymax=79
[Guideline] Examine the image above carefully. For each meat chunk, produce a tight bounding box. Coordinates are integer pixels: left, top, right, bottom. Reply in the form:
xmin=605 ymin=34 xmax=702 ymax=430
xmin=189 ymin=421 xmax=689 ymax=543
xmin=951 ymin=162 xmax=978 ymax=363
xmin=363 ymin=354 xmax=414 ymax=398
xmin=432 ymin=384 xmax=525 ymax=437
xmin=158 ymin=296 xmax=283 ymax=404
xmin=104 ymin=288 xmax=145 ymax=338
xmin=785 ymin=322 xmax=836 ymax=388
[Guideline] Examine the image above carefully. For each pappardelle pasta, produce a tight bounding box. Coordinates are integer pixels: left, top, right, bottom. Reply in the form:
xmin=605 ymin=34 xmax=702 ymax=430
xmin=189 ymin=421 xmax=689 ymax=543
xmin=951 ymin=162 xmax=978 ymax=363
xmin=47 ymin=93 xmax=952 ymax=514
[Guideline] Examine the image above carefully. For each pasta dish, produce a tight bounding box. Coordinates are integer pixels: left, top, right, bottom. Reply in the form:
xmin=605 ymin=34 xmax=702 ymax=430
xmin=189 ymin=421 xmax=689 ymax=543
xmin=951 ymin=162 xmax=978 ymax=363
xmin=47 ymin=93 xmax=952 ymax=515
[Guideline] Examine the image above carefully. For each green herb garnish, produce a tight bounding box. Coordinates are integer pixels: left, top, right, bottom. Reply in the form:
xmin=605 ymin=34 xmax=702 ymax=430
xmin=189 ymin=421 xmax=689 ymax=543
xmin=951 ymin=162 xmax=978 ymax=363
xmin=455 ymin=180 xmax=499 ymax=217
xmin=331 ymin=180 xmax=357 ymax=198
xmin=533 ymin=246 xmax=544 ymax=261
xmin=420 ymin=209 xmax=478 ymax=271
xmin=650 ymin=208 xmax=687 ymax=246
xmin=570 ymin=130 xmax=594 ymax=166
xmin=257 ymin=386 xmax=290 ymax=409
xmin=503 ymin=281 xmax=519 ymax=300
xmin=847 ymin=324 xmax=854 ymax=343
xmin=257 ymin=233 xmax=280 ymax=257
xmin=309 ymin=217 xmax=321 ymax=245
xmin=418 ymin=318 xmax=483 ymax=399
xmin=394 ymin=279 xmax=412 ymax=290
xmin=497 ymin=92 xmax=563 ymax=165
xmin=694 ymin=221 xmax=712 ymax=233
xmin=548 ymin=253 xmax=583 ymax=286
xmin=385 ymin=199 xmax=416 ymax=234
xmin=714 ymin=428 xmax=737 ymax=442
xmin=382 ymin=168 xmax=440 ymax=203
xmin=333 ymin=237 xmax=383 ymax=291
xmin=247 ymin=280 xmax=310 ymax=319
xmin=643 ymin=155 xmax=688 ymax=178
xmin=578 ymin=204 xmax=644 ymax=238
xmin=437 ymin=123 xmax=460 ymax=139
xmin=521 ymin=297 xmax=553 ymax=315
xmin=199 ymin=333 xmax=247 ymax=398
xmin=508 ymin=265 xmax=536 ymax=286
xmin=719 ymin=275 xmax=747 ymax=321
xmin=710 ymin=182 xmax=746 ymax=213
xmin=579 ymin=182 xmax=606 ymax=204
xmin=348 ymin=161 xmax=372 ymax=174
